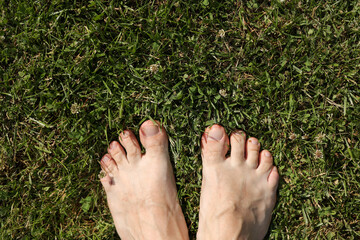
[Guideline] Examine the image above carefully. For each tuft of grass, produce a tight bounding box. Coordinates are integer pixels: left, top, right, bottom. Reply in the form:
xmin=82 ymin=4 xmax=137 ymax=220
xmin=1 ymin=0 xmax=359 ymax=239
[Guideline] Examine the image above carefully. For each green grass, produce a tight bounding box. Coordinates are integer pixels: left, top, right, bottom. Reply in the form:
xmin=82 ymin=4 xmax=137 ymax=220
xmin=1 ymin=0 xmax=359 ymax=239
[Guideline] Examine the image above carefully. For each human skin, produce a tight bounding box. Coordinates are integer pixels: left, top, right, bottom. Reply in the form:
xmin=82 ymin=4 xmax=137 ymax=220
xmin=100 ymin=120 xmax=189 ymax=240
xmin=99 ymin=121 xmax=278 ymax=240
xmin=197 ymin=124 xmax=279 ymax=240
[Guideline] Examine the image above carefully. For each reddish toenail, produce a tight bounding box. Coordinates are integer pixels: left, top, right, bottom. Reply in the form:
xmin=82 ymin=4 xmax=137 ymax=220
xmin=249 ymin=139 xmax=259 ymax=145
xmin=122 ymin=131 xmax=129 ymax=137
xmin=208 ymin=126 xmax=224 ymax=141
xmin=265 ymin=152 xmax=271 ymax=157
xmin=103 ymin=155 xmax=110 ymax=163
xmin=142 ymin=125 xmax=159 ymax=137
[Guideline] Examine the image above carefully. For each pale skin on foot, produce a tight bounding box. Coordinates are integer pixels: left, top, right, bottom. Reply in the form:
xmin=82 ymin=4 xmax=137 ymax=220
xmin=100 ymin=121 xmax=279 ymax=240
xmin=100 ymin=120 xmax=189 ymax=240
xmin=197 ymin=124 xmax=279 ymax=240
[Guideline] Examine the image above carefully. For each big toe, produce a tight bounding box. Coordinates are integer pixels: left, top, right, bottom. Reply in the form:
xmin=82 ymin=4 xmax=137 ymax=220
xmin=201 ymin=124 xmax=229 ymax=164
xmin=139 ymin=120 xmax=168 ymax=154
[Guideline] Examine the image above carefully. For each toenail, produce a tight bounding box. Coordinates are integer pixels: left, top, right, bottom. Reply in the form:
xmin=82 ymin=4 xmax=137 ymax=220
xmin=122 ymin=131 xmax=129 ymax=137
xmin=235 ymin=130 xmax=245 ymax=136
xmin=142 ymin=125 xmax=160 ymax=137
xmin=208 ymin=126 xmax=224 ymax=141
xmin=103 ymin=155 xmax=110 ymax=163
xmin=265 ymin=152 xmax=271 ymax=157
xmin=249 ymin=139 xmax=259 ymax=145
xmin=109 ymin=141 xmax=116 ymax=149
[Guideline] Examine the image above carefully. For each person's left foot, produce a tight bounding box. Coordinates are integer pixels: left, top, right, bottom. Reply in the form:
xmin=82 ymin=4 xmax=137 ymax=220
xmin=100 ymin=120 xmax=189 ymax=240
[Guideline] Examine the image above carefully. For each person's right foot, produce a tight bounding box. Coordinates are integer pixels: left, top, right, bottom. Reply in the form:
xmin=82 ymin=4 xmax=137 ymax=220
xmin=100 ymin=120 xmax=189 ymax=240
xmin=197 ymin=125 xmax=279 ymax=240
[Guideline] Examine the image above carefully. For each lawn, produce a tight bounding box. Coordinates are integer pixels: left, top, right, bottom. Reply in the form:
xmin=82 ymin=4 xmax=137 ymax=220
xmin=1 ymin=0 xmax=359 ymax=239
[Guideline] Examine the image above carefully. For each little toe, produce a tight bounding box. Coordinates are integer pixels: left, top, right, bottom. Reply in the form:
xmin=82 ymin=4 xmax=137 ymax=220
xmin=100 ymin=174 xmax=113 ymax=191
xmin=258 ymin=150 xmax=274 ymax=173
xmin=246 ymin=137 xmax=260 ymax=168
xmin=268 ymin=166 xmax=279 ymax=190
xmin=108 ymin=141 xmax=127 ymax=166
xmin=230 ymin=130 xmax=246 ymax=164
xmin=201 ymin=124 xmax=229 ymax=164
xmin=100 ymin=154 xmax=118 ymax=176
xmin=139 ymin=120 xmax=169 ymax=154
xmin=119 ymin=130 xmax=141 ymax=162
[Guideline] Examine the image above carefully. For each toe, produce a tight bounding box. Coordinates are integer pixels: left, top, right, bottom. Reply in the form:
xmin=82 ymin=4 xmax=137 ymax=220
xmin=139 ymin=120 xmax=168 ymax=154
xmin=119 ymin=130 xmax=141 ymax=162
xmin=201 ymin=124 xmax=229 ymax=164
xmin=100 ymin=154 xmax=118 ymax=176
xmin=108 ymin=141 xmax=127 ymax=166
xmin=258 ymin=150 xmax=274 ymax=173
xmin=246 ymin=137 xmax=260 ymax=168
xmin=100 ymin=174 xmax=113 ymax=191
xmin=230 ymin=130 xmax=246 ymax=164
xmin=268 ymin=166 xmax=279 ymax=190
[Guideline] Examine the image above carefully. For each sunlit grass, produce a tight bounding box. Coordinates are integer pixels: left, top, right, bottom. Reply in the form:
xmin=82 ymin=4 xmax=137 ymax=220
xmin=1 ymin=0 xmax=359 ymax=239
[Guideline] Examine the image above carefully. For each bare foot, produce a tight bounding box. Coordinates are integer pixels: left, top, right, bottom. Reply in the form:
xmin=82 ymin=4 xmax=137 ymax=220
xmin=100 ymin=120 xmax=189 ymax=240
xmin=197 ymin=125 xmax=279 ymax=240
